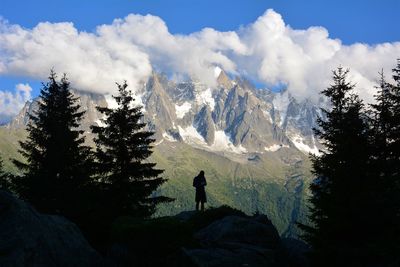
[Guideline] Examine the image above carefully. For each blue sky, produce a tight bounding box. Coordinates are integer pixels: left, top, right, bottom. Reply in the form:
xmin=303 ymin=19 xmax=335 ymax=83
xmin=0 ymin=0 xmax=399 ymax=123
xmin=1 ymin=0 xmax=398 ymax=44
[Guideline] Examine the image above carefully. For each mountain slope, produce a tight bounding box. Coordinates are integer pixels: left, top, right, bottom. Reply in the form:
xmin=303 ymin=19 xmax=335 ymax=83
xmin=0 ymin=69 xmax=322 ymax=237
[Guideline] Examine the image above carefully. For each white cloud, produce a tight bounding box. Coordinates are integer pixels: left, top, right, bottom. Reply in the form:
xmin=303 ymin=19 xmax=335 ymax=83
xmin=0 ymin=83 xmax=32 ymax=123
xmin=0 ymin=20 xmax=152 ymax=95
xmin=236 ymin=10 xmax=400 ymax=102
xmin=0 ymin=9 xmax=399 ymax=103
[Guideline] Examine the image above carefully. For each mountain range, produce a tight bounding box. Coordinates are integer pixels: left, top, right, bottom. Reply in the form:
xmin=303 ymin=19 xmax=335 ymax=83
xmin=0 ymin=68 xmax=325 ymax=238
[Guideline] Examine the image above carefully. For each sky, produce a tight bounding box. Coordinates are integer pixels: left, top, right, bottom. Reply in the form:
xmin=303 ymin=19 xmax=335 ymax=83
xmin=0 ymin=0 xmax=399 ymax=123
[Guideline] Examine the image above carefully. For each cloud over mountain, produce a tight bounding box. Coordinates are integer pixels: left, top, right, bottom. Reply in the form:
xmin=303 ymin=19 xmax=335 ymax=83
xmin=0 ymin=83 xmax=31 ymax=123
xmin=0 ymin=9 xmax=399 ymax=102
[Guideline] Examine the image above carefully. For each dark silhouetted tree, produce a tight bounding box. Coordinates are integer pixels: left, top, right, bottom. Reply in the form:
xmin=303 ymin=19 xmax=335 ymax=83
xmin=91 ymin=81 xmax=170 ymax=223
xmin=301 ymin=67 xmax=374 ymax=266
xmin=369 ymin=63 xmax=400 ymax=263
xmin=12 ymin=71 xmax=93 ymax=221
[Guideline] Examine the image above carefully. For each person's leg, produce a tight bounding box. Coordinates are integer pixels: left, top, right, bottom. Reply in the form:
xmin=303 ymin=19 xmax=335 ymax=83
xmin=196 ymin=201 xmax=199 ymax=211
xmin=200 ymin=201 xmax=205 ymax=211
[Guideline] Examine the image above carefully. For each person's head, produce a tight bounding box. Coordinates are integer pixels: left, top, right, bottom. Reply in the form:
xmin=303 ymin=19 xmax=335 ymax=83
xmin=199 ymin=170 xmax=205 ymax=177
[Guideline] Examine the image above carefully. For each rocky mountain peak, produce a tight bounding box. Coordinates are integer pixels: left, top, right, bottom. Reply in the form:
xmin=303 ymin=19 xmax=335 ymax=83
xmin=216 ymin=68 xmax=233 ymax=90
xmin=5 ymin=71 xmax=324 ymax=158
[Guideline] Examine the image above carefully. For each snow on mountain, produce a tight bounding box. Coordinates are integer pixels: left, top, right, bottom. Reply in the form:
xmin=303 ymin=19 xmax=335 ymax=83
xmin=196 ymin=88 xmax=215 ymax=111
xmin=264 ymin=144 xmax=289 ymax=152
xmin=290 ymin=134 xmax=321 ymax=156
xmin=178 ymin=125 xmax=207 ymax=146
xmin=6 ymin=68 xmax=324 ymax=158
xmin=210 ymin=130 xmax=247 ymax=154
xmin=175 ymin=102 xmax=192 ymax=119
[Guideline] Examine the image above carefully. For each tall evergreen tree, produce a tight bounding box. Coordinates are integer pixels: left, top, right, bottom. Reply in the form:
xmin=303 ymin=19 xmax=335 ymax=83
xmin=91 ymin=81 xmax=170 ymax=222
xmin=369 ymin=63 xmax=400 ymax=263
xmin=388 ymin=59 xmax=400 ymax=181
xmin=302 ymin=67 xmax=374 ymax=266
xmin=12 ymin=71 xmax=93 ymax=220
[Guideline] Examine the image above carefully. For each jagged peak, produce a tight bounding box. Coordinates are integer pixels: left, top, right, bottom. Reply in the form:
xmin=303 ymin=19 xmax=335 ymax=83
xmin=215 ymin=67 xmax=233 ymax=90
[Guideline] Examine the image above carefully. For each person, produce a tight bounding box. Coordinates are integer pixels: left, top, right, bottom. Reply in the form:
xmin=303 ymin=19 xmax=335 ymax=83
xmin=193 ymin=170 xmax=207 ymax=211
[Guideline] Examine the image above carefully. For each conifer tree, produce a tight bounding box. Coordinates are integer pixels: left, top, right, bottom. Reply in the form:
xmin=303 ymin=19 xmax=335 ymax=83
xmin=302 ymin=67 xmax=373 ymax=266
xmin=369 ymin=62 xmax=400 ymax=263
xmin=12 ymin=71 xmax=93 ymax=220
xmin=388 ymin=59 xmax=400 ymax=182
xmin=91 ymin=81 xmax=169 ymax=222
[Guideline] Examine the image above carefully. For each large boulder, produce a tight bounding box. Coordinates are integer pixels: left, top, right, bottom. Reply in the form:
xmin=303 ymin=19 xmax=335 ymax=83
xmin=0 ymin=190 xmax=103 ymax=267
xmin=182 ymin=215 xmax=282 ymax=267
xmin=194 ymin=215 xmax=280 ymax=249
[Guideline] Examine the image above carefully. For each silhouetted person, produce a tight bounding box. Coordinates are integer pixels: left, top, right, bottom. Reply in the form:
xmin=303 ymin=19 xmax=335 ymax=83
xmin=193 ymin=170 xmax=207 ymax=211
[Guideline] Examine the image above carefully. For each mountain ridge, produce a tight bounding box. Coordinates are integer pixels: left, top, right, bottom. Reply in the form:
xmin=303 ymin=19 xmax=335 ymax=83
xmin=0 ymin=69 xmax=322 ymax=237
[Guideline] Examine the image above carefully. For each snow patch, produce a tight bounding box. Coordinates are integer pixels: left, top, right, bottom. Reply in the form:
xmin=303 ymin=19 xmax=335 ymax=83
xmin=175 ymin=102 xmax=192 ymax=119
xmin=177 ymin=126 xmax=247 ymax=154
xmin=290 ymin=134 xmax=321 ymax=156
xmin=178 ymin=125 xmax=206 ymax=145
xmin=210 ymin=130 xmax=247 ymax=154
xmin=196 ymin=88 xmax=215 ymax=111
xmin=264 ymin=144 xmax=289 ymax=152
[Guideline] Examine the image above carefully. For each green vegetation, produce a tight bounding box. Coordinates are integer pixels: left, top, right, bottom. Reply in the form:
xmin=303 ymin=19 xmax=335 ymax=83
xmin=153 ymin=142 xmax=312 ymax=237
xmin=0 ymin=128 xmax=26 ymax=173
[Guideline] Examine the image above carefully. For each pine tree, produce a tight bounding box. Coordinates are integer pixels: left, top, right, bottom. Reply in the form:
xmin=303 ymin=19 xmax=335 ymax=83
xmin=388 ymin=59 xmax=400 ymax=182
xmin=302 ymin=67 xmax=373 ymax=266
xmin=12 ymin=71 xmax=93 ymax=220
xmin=369 ymin=63 xmax=400 ymax=263
xmin=91 ymin=81 xmax=170 ymax=222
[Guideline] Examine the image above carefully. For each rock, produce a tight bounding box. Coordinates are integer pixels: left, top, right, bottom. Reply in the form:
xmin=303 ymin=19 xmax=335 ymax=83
xmin=0 ymin=190 xmax=103 ymax=267
xmin=194 ymin=215 xmax=280 ymax=249
xmin=184 ymin=215 xmax=281 ymax=267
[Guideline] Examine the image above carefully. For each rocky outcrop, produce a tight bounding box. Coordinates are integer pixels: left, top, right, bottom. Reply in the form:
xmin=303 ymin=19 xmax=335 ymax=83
xmin=0 ymin=190 xmax=103 ymax=267
xmin=194 ymin=106 xmax=215 ymax=145
xmin=144 ymin=73 xmax=176 ymax=140
xmin=4 ymin=68 xmax=324 ymax=156
xmin=6 ymin=100 xmax=36 ymax=129
xmin=181 ymin=215 xmax=308 ymax=267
